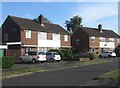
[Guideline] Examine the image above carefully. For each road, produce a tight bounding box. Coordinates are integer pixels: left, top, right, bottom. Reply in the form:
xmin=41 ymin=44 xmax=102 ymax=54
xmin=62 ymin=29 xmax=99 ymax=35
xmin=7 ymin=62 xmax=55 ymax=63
xmin=2 ymin=61 xmax=118 ymax=86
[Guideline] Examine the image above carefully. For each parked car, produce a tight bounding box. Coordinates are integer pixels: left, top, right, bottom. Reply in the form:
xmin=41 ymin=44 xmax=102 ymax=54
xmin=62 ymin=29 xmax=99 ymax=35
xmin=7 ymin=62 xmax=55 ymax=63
xmin=46 ymin=52 xmax=61 ymax=62
xmin=20 ymin=51 xmax=47 ymax=64
xmin=99 ymin=51 xmax=116 ymax=58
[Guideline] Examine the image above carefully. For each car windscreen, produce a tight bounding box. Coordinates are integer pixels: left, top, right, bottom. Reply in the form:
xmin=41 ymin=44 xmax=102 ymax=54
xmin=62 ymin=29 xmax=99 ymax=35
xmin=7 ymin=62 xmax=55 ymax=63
xmin=28 ymin=52 xmax=37 ymax=55
xmin=38 ymin=52 xmax=45 ymax=55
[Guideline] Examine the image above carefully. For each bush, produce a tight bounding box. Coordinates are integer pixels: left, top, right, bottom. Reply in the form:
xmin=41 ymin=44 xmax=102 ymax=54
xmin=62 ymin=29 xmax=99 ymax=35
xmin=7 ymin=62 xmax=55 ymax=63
xmin=61 ymin=49 xmax=74 ymax=61
xmin=2 ymin=56 xmax=15 ymax=69
xmin=89 ymin=52 xmax=97 ymax=59
xmin=115 ymin=45 xmax=120 ymax=57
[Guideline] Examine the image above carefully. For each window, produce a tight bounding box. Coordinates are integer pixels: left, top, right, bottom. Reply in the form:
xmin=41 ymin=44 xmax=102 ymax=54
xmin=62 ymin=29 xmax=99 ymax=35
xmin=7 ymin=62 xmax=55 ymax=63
xmin=76 ymin=39 xmax=80 ymax=45
xmin=99 ymin=37 xmax=105 ymax=42
xmin=38 ymin=32 xmax=47 ymax=40
xmin=109 ymin=38 xmax=114 ymax=42
xmin=64 ymin=35 xmax=68 ymax=42
xmin=4 ymin=33 xmax=8 ymax=41
xmin=53 ymin=33 xmax=60 ymax=40
xmin=91 ymin=36 xmax=95 ymax=42
xmin=26 ymin=30 xmax=31 ymax=38
xmin=117 ymin=38 xmax=120 ymax=43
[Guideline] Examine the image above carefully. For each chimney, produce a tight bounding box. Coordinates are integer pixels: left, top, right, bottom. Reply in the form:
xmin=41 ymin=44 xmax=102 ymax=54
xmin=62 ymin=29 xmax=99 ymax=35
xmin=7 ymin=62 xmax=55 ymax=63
xmin=39 ymin=14 xmax=44 ymax=24
xmin=98 ymin=24 xmax=103 ymax=33
xmin=80 ymin=25 xmax=83 ymax=27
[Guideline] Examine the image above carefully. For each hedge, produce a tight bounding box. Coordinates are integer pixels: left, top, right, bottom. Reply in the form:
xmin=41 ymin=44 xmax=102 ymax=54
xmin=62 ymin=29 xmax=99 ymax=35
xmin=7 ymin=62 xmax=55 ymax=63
xmin=2 ymin=56 xmax=15 ymax=69
xmin=89 ymin=52 xmax=97 ymax=59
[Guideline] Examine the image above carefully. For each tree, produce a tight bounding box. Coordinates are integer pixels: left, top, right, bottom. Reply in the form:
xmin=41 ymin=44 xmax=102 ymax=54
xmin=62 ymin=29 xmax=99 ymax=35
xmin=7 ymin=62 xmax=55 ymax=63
xmin=65 ymin=15 xmax=82 ymax=33
xmin=115 ymin=45 xmax=120 ymax=57
xmin=33 ymin=15 xmax=52 ymax=24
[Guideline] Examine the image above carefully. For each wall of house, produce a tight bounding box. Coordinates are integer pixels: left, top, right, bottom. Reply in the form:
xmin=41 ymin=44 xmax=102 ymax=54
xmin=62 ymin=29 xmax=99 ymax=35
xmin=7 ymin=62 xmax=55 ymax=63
xmin=47 ymin=32 xmax=53 ymax=40
xmin=2 ymin=17 xmax=20 ymax=43
xmin=21 ymin=30 xmax=37 ymax=45
xmin=72 ymin=29 xmax=89 ymax=52
xmin=89 ymin=37 xmax=99 ymax=48
xmin=61 ymin=35 xmax=71 ymax=48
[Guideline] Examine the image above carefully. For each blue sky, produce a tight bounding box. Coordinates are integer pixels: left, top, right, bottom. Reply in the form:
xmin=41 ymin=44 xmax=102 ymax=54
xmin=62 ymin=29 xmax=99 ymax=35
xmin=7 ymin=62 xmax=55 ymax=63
xmin=1 ymin=2 xmax=118 ymax=34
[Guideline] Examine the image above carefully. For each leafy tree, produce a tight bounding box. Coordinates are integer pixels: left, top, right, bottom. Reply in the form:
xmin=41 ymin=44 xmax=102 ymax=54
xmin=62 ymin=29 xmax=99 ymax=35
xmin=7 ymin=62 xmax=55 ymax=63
xmin=33 ymin=15 xmax=52 ymax=24
xmin=65 ymin=15 xmax=82 ymax=33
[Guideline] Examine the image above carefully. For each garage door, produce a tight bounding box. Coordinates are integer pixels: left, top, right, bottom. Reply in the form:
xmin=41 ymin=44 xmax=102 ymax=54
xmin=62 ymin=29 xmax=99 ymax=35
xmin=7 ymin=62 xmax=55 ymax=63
xmin=0 ymin=49 xmax=4 ymax=57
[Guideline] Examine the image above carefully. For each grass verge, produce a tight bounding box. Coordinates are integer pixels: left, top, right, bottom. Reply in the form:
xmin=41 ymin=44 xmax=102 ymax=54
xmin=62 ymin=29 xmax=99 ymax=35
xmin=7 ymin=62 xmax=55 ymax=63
xmin=98 ymin=69 xmax=120 ymax=80
xmin=77 ymin=59 xmax=113 ymax=66
xmin=2 ymin=68 xmax=46 ymax=80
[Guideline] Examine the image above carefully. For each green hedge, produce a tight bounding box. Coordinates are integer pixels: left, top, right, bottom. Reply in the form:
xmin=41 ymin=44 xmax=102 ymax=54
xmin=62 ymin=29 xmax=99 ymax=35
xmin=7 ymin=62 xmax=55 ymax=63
xmin=61 ymin=49 xmax=74 ymax=61
xmin=2 ymin=56 xmax=15 ymax=69
xmin=89 ymin=52 xmax=97 ymax=59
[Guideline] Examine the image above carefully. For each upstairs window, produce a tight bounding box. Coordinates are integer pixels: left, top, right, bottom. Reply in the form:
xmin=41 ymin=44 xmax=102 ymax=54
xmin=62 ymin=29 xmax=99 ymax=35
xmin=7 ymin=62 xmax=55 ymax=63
xmin=99 ymin=37 xmax=105 ymax=42
xmin=117 ymin=38 xmax=120 ymax=43
xmin=91 ymin=36 xmax=95 ymax=42
xmin=53 ymin=33 xmax=60 ymax=40
xmin=64 ymin=35 xmax=68 ymax=42
xmin=109 ymin=38 xmax=114 ymax=42
xmin=38 ymin=32 xmax=47 ymax=40
xmin=26 ymin=30 xmax=31 ymax=38
xmin=76 ymin=39 xmax=80 ymax=45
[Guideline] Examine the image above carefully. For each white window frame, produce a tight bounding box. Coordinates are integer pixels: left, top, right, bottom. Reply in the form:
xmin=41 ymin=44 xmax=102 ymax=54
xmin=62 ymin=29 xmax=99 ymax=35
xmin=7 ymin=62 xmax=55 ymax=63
xmin=26 ymin=30 xmax=31 ymax=38
xmin=99 ymin=37 xmax=105 ymax=42
xmin=109 ymin=38 xmax=114 ymax=42
xmin=91 ymin=36 xmax=95 ymax=42
xmin=53 ymin=33 xmax=60 ymax=40
xmin=38 ymin=32 xmax=47 ymax=40
xmin=117 ymin=38 xmax=120 ymax=43
xmin=76 ymin=39 xmax=80 ymax=45
xmin=64 ymin=35 xmax=68 ymax=42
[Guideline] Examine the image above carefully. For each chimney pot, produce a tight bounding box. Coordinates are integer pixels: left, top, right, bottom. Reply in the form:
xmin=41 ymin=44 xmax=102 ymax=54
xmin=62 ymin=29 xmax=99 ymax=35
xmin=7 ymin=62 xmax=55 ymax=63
xmin=39 ymin=14 xmax=44 ymax=24
xmin=98 ymin=24 xmax=103 ymax=33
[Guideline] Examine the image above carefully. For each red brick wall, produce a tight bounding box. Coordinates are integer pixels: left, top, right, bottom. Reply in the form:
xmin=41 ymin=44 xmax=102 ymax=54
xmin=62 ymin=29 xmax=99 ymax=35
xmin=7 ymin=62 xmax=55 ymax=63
xmin=61 ymin=35 xmax=71 ymax=47
xmin=21 ymin=30 xmax=38 ymax=45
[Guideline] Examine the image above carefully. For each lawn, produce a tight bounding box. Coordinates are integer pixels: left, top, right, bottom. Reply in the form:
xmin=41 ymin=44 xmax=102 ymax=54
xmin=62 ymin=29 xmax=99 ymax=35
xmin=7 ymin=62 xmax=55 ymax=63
xmin=98 ymin=69 xmax=120 ymax=80
xmin=77 ymin=58 xmax=113 ymax=66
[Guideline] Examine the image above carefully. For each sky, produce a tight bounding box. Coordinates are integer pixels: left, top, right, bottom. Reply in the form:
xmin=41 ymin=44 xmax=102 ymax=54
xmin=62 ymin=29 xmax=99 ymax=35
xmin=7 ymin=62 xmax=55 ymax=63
xmin=0 ymin=1 xmax=119 ymax=34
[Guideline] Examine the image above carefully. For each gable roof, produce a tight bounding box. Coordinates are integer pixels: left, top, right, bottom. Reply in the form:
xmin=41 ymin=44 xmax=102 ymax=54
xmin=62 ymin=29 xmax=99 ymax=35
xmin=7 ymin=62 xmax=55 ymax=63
xmin=78 ymin=27 xmax=120 ymax=38
xmin=7 ymin=15 xmax=69 ymax=35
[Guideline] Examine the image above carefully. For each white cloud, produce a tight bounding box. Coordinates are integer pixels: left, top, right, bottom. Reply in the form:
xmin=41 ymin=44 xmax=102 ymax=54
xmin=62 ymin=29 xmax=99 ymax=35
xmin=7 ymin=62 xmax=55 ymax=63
xmin=73 ymin=3 xmax=118 ymax=27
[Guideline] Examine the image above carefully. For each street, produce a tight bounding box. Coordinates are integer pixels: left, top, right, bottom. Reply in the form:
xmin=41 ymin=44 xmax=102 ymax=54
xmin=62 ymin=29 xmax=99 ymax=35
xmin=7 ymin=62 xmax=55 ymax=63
xmin=2 ymin=61 xmax=118 ymax=86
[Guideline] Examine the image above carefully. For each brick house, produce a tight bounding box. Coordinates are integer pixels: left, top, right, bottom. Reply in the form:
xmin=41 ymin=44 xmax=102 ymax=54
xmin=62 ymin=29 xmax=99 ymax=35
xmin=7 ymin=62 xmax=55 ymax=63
xmin=72 ymin=24 xmax=120 ymax=54
xmin=2 ymin=15 xmax=71 ymax=62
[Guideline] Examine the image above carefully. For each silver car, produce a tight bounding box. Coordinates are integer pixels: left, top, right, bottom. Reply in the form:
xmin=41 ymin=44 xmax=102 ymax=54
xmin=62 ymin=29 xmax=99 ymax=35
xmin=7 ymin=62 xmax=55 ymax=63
xmin=20 ymin=51 xmax=47 ymax=64
xmin=46 ymin=52 xmax=61 ymax=62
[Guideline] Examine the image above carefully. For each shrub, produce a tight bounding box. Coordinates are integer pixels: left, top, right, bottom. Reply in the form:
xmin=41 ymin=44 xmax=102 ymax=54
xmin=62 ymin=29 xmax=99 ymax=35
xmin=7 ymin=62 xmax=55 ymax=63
xmin=61 ymin=49 xmax=74 ymax=61
xmin=89 ymin=52 xmax=97 ymax=59
xmin=115 ymin=46 xmax=120 ymax=57
xmin=2 ymin=56 xmax=14 ymax=69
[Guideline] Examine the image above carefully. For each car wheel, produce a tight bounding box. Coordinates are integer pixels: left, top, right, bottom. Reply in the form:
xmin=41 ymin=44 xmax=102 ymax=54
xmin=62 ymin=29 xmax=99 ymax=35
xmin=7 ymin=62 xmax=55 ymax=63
xmin=32 ymin=59 xmax=36 ymax=64
xmin=50 ymin=58 xmax=54 ymax=62
xmin=99 ymin=55 xmax=102 ymax=58
xmin=20 ymin=58 xmax=24 ymax=63
xmin=108 ymin=55 xmax=111 ymax=58
xmin=41 ymin=61 xmax=44 ymax=63
xmin=57 ymin=60 xmax=60 ymax=62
